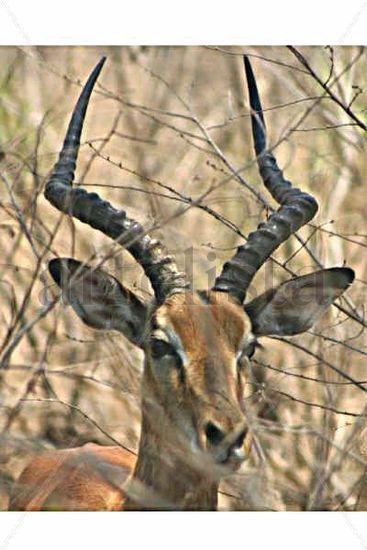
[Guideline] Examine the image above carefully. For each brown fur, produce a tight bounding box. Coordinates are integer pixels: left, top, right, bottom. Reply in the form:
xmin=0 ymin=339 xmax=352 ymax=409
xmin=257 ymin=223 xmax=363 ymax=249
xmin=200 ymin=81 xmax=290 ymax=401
xmin=9 ymin=444 xmax=135 ymax=511
xmin=153 ymin=292 xmax=250 ymax=434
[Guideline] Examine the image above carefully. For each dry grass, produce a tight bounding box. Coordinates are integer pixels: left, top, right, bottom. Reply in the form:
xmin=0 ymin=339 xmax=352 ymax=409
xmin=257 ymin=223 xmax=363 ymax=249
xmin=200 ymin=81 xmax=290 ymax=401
xmin=0 ymin=45 xmax=366 ymax=510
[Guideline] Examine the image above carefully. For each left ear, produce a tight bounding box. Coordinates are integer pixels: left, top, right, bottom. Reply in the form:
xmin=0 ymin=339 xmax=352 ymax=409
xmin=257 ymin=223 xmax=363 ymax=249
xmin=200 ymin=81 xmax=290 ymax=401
xmin=49 ymin=258 xmax=148 ymax=347
xmin=244 ymin=267 xmax=354 ymax=336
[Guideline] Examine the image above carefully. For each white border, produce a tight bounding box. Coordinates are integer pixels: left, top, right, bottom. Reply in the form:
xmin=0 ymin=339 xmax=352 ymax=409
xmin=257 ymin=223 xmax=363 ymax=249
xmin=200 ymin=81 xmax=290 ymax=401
xmin=0 ymin=0 xmax=366 ymax=44
xmin=1 ymin=512 xmax=367 ymax=549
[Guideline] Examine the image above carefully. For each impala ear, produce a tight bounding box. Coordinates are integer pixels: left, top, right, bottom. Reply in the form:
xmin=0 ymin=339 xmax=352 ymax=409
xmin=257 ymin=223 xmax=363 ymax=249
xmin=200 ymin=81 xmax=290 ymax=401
xmin=49 ymin=258 xmax=147 ymax=347
xmin=244 ymin=268 xmax=354 ymax=336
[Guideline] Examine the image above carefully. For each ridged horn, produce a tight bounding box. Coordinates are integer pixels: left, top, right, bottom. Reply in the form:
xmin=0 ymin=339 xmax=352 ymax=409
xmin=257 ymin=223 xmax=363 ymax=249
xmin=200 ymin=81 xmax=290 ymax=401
xmin=213 ymin=56 xmax=318 ymax=303
xmin=45 ymin=57 xmax=187 ymax=303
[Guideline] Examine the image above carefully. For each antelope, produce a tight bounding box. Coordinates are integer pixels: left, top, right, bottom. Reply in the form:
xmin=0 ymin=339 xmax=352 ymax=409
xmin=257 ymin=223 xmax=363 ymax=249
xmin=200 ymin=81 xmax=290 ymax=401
xmin=9 ymin=56 xmax=354 ymax=511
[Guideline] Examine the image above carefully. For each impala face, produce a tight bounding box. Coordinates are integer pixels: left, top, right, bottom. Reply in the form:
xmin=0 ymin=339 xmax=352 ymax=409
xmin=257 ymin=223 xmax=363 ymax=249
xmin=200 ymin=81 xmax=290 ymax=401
xmin=146 ymin=291 xmax=254 ymax=468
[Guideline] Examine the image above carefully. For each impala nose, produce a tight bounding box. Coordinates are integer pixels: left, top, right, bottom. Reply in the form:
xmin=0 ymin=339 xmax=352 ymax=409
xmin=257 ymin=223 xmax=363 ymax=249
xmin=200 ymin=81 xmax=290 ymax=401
xmin=204 ymin=421 xmax=247 ymax=464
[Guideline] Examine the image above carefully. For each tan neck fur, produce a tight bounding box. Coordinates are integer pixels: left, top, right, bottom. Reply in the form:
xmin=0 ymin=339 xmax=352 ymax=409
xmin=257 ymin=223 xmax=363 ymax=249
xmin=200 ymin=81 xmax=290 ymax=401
xmin=124 ymin=410 xmax=219 ymax=510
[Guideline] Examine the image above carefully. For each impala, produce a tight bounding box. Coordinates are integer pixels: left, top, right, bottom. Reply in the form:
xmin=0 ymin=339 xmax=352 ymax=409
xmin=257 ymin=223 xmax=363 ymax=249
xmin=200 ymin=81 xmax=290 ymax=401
xmin=9 ymin=56 xmax=354 ymax=511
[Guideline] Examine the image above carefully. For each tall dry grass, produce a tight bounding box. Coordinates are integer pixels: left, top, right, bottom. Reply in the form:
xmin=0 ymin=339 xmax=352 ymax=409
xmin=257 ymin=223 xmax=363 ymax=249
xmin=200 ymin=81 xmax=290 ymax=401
xmin=0 ymin=46 xmax=366 ymax=510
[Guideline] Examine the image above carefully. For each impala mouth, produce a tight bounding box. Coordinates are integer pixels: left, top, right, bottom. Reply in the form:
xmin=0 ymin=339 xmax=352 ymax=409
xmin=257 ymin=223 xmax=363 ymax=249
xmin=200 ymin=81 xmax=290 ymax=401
xmin=216 ymin=447 xmax=246 ymax=470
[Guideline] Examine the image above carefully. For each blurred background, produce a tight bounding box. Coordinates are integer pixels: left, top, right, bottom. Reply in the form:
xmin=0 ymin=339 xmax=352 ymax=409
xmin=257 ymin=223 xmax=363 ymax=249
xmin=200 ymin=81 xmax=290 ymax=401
xmin=0 ymin=45 xmax=366 ymax=510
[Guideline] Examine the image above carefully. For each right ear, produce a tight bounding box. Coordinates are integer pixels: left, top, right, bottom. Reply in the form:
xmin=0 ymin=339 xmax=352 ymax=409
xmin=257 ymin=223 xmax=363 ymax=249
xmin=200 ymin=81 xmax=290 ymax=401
xmin=49 ymin=258 xmax=148 ymax=347
xmin=244 ymin=267 xmax=354 ymax=337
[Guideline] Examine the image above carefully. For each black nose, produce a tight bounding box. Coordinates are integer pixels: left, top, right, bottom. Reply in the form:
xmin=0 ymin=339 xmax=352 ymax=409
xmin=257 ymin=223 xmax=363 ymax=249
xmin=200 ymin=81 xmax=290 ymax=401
xmin=205 ymin=422 xmax=225 ymax=446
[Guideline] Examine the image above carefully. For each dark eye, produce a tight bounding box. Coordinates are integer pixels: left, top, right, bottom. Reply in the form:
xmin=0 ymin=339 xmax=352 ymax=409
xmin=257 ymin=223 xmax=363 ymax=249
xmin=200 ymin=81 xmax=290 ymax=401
xmin=246 ymin=340 xmax=257 ymax=359
xmin=238 ymin=339 xmax=258 ymax=363
xmin=150 ymin=339 xmax=176 ymax=360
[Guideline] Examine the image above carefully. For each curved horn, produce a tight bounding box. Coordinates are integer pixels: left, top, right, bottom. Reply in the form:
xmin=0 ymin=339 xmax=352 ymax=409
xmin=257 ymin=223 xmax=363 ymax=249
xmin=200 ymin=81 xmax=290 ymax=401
xmin=45 ymin=57 xmax=187 ymax=303
xmin=213 ymin=56 xmax=318 ymax=303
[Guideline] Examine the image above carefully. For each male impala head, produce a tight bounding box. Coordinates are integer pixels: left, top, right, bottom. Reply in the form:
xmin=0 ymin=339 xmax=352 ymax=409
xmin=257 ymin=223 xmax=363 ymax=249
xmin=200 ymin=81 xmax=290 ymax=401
xmin=45 ymin=56 xmax=354 ymax=477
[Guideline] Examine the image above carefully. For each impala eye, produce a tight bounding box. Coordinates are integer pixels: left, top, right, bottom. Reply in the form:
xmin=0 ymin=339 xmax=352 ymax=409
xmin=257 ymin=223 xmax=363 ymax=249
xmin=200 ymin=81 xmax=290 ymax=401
xmin=150 ymin=339 xmax=176 ymax=360
xmin=238 ymin=338 xmax=259 ymax=362
xmin=245 ymin=340 xmax=257 ymax=359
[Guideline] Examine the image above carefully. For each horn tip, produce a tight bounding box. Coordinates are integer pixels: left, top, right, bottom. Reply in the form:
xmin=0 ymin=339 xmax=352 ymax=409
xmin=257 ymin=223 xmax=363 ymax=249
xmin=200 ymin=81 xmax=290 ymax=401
xmin=89 ymin=56 xmax=107 ymax=81
xmin=243 ymin=55 xmax=253 ymax=77
xmin=94 ymin=56 xmax=107 ymax=74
